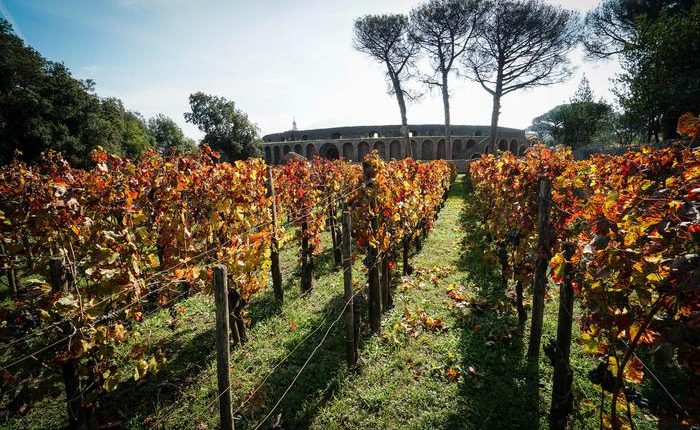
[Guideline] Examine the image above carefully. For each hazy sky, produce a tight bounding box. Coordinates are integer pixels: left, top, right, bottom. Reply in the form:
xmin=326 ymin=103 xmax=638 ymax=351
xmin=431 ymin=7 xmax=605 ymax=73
xmin=1 ymin=0 xmax=620 ymax=140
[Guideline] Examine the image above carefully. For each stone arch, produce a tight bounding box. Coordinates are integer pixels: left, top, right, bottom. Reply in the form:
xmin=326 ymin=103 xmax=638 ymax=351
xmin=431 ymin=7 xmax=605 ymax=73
xmin=437 ymin=139 xmax=446 ymax=159
xmin=410 ymin=140 xmax=418 ymax=159
xmin=390 ymin=140 xmax=401 ymax=159
xmin=452 ymin=139 xmax=464 ymax=159
xmin=293 ymin=144 xmax=303 ymax=154
xmin=320 ymin=142 xmax=339 ymax=160
xmin=283 ymin=145 xmax=291 ymax=155
xmin=422 ymin=140 xmax=434 ymax=160
xmin=273 ymin=146 xmax=280 ymax=164
xmin=342 ymin=142 xmax=354 ymax=160
xmin=358 ymin=141 xmax=369 ymax=161
xmin=264 ymin=146 xmax=272 ymax=164
xmin=373 ymin=141 xmax=386 ymax=159
xmin=510 ymin=139 xmax=518 ymax=153
xmin=498 ymin=139 xmax=508 ymax=152
xmin=305 ymin=143 xmax=316 ymax=158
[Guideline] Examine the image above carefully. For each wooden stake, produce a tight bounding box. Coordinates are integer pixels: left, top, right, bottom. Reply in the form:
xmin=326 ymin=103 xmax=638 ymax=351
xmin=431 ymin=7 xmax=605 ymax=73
xmin=550 ymin=242 xmax=576 ymax=430
xmin=50 ymin=258 xmax=94 ymax=430
xmin=300 ymin=220 xmax=314 ymax=292
xmin=380 ymin=254 xmax=390 ymax=312
xmin=266 ymin=166 xmax=283 ymax=306
xmin=528 ymin=178 xmax=552 ymax=361
xmin=362 ymin=160 xmax=381 ymax=334
xmin=214 ymin=265 xmax=234 ymax=430
xmin=341 ymin=206 xmax=356 ymax=366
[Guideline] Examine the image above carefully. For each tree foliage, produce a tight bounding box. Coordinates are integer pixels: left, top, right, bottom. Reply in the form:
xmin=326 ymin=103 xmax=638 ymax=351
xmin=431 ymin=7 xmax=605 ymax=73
xmin=529 ymin=77 xmax=613 ymax=148
xmin=0 ymin=19 xmax=154 ymax=167
xmin=613 ymin=0 xmax=700 ymax=141
xmin=583 ymin=0 xmax=694 ymax=58
xmin=147 ymin=114 xmax=197 ymax=155
xmin=184 ymin=92 xmax=260 ymax=161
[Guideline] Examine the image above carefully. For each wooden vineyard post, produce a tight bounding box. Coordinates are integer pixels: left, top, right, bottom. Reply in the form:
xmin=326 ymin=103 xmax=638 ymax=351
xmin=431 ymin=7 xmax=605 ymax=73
xmin=329 ymin=202 xmax=342 ymax=268
xmin=528 ymin=177 xmax=552 ymax=362
xmin=266 ymin=166 xmax=283 ymax=307
xmin=550 ymin=242 xmax=576 ymax=430
xmin=300 ymin=220 xmax=314 ymax=292
xmin=213 ymin=265 xmax=234 ymax=430
xmin=380 ymin=253 xmax=391 ymax=311
xmin=50 ymin=257 xmax=94 ymax=430
xmin=402 ymin=235 xmax=413 ymax=275
xmin=362 ymin=161 xmax=381 ymax=334
xmin=341 ymin=205 xmax=357 ymax=366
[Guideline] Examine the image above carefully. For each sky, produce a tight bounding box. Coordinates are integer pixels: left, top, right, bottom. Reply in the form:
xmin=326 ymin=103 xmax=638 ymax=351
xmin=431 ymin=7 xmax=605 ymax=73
xmin=1 ymin=0 xmax=621 ymax=140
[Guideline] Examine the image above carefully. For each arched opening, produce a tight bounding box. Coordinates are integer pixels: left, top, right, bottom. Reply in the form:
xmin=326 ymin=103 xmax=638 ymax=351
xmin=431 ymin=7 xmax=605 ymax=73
xmin=264 ymin=146 xmax=272 ymax=164
xmin=437 ymin=139 xmax=446 ymax=159
xmin=390 ymin=140 xmax=401 ymax=159
xmin=410 ymin=140 xmax=418 ymax=159
xmin=510 ymin=139 xmax=518 ymax=153
xmin=342 ymin=142 xmax=353 ymax=160
xmin=358 ymin=141 xmax=369 ymax=161
xmin=319 ymin=143 xmax=339 ymax=160
xmin=306 ymin=143 xmax=316 ymax=158
xmin=373 ymin=141 xmax=386 ymax=159
xmin=452 ymin=139 xmax=465 ymax=159
xmin=498 ymin=139 xmax=508 ymax=152
xmin=422 ymin=140 xmax=434 ymax=160
xmin=293 ymin=144 xmax=303 ymax=154
xmin=273 ymin=146 xmax=280 ymax=164
xmin=283 ymin=145 xmax=291 ymax=155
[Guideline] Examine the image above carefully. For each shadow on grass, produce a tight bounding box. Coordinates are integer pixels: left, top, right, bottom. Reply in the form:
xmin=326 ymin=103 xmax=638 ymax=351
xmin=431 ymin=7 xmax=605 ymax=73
xmin=238 ymin=293 xmax=350 ymax=430
xmin=442 ymin=181 xmax=539 ymax=430
xmin=96 ymin=323 xmax=217 ymax=428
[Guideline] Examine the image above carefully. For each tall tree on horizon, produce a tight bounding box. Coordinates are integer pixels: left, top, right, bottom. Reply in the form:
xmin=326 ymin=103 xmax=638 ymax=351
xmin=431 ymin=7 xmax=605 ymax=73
xmin=465 ymin=0 xmax=580 ymax=151
xmin=184 ymin=92 xmax=260 ymax=161
xmin=354 ymin=14 xmax=420 ymax=157
xmin=410 ymin=0 xmax=486 ymax=158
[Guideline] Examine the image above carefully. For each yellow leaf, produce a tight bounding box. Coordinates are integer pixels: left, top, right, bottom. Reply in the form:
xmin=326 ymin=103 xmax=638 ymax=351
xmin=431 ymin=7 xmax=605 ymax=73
xmin=147 ymin=253 xmax=159 ymax=269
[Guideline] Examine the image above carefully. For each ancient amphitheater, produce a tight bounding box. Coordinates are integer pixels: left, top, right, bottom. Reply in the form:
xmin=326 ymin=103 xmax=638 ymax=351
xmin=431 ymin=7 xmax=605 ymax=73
xmin=261 ymin=124 xmax=528 ymax=169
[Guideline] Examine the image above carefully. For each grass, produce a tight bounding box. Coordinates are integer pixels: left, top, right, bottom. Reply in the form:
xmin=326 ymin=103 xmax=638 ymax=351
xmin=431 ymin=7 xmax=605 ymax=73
xmin=3 ymin=174 xmax=684 ymax=429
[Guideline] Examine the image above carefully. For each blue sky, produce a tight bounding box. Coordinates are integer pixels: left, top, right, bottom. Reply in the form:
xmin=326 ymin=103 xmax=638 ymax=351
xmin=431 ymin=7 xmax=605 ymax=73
xmin=1 ymin=0 xmax=620 ymax=140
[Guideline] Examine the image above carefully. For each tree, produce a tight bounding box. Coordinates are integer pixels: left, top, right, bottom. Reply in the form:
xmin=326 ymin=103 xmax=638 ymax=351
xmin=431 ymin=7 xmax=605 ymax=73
xmin=583 ymin=0 xmax=694 ymax=58
xmin=354 ymin=14 xmax=420 ymax=157
xmin=465 ymin=0 xmax=580 ymax=150
xmin=410 ymin=0 xmax=486 ymax=156
xmin=148 ymin=114 xmax=197 ymax=154
xmin=184 ymin=92 xmax=260 ymax=161
xmin=612 ymin=1 xmax=700 ymax=142
xmin=0 ymin=19 xmax=154 ymax=167
xmin=529 ymin=77 xmax=613 ymax=148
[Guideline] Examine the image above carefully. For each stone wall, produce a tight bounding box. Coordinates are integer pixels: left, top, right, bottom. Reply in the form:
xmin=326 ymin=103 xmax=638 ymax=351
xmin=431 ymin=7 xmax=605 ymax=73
xmin=262 ymin=135 xmax=529 ymax=171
